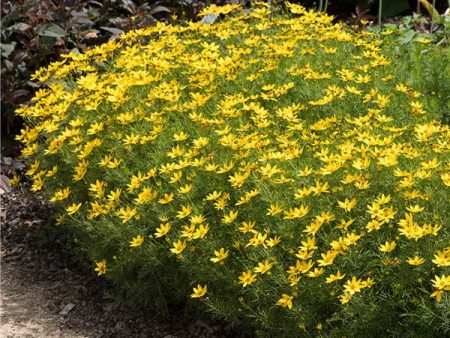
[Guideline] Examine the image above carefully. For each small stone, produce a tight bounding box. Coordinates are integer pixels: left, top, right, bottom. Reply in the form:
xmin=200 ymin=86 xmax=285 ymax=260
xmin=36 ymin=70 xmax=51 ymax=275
xmin=59 ymin=302 xmax=76 ymax=316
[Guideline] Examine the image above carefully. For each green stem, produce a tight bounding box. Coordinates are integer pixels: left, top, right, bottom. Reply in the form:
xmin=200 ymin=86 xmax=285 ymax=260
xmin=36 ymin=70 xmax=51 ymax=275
xmin=430 ymin=0 xmax=436 ymax=33
xmin=378 ymin=0 xmax=383 ymax=29
xmin=319 ymin=0 xmax=323 ymax=12
xmin=324 ymin=0 xmax=329 ymax=12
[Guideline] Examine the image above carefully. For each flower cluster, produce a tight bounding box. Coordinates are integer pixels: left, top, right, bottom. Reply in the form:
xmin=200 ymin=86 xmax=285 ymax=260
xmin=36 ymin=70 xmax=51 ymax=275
xmin=16 ymin=2 xmax=449 ymax=335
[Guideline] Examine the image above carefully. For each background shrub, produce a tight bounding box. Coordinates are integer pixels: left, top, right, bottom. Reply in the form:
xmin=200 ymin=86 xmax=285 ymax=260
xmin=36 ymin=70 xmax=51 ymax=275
xmin=16 ymin=3 xmax=450 ymax=336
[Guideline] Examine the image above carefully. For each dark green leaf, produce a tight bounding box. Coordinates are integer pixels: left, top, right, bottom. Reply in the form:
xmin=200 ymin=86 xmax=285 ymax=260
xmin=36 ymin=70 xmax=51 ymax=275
xmin=150 ymin=6 xmax=171 ymax=15
xmin=7 ymin=22 xmax=32 ymax=33
xmin=356 ymin=0 xmax=377 ymax=11
xmin=3 ymin=59 xmax=14 ymax=72
xmin=381 ymin=0 xmax=410 ymax=18
xmin=397 ymin=29 xmax=416 ymax=44
xmin=36 ymin=24 xmax=68 ymax=38
xmin=39 ymin=36 xmax=57 ymax=50
xmin=119 ymin=0 xmax=136 ymax=13
xmin=100 ymin=27 xmax=124 ymax=35
xmin=1 ymin=42 xmax=16 ymax=57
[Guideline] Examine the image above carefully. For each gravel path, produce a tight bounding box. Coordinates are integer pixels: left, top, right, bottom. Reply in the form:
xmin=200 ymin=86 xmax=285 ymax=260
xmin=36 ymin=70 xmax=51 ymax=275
xmin=0 ymin=184 xmax=235 ymax=338
xmin=1 ymin=261 xmax=86 ymax=338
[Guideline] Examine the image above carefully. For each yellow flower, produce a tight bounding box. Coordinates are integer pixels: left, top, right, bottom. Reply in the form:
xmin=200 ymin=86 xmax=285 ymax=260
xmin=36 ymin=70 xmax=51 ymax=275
xmin=170 ymin=240 xmax=187 ymax=255
xmin=276 ymin=294 xmax=294 ymax=309
xmin=325 ymin=271 xmax=346 ymax=284
xmin=206 ymin=191 xmax=222 ymax=201
xmin=173 ymin=131 xmax=189 ymax=141
xmin=222 ymin=210 xmax=238 ymax=224
xmin=169 ymin=171 xmax=183 ymax=184
xmin=312 ymin=180 xmax=329 ymax=195
xmin=228 ymin=171 xmax=250 ymax=188
xmin=107 ymin=188 xmax=122 ymax=203
xmin=431 ymin=275 xmax=450 ymax=291
xmin=406 ymin=204 xmax=424 ymax=213
xmin=95 ymin=260 xmax=107 ymax=276
xmin=430 ymin=290 xmax=444 ymax=302
xmin=337 ymin=198 xmax=357 ymax=212
xmin=283 ymin=205 xmax=309 ymax=220
xmin=73 ymin=159 xmax=88 ymax=181
xmin=294 ymin=187 xmax=313 ymax=199
xmin=307 ymin=267 xmax=324 ymax=278
xmin=130 ymin=235 xmax=144 ymax=247
xmin=180 ymin=224 xmax=195 ymax=239
xmin=49 ymin=187 xmax=70 ymax=203
xmin=259 ymin=163 xmax=282 ymax=179
xmin=159 ymin=193 xmax=175 ymax=204
xmin=88 ymin=180 xmax=107 ymax=199
xmin=210 ymin=248 xmax=229 ymax=263
xmin=317 ymin=248 xmax=338 ymax=266
xmin=134 ymin=187 xmax=158 ymax=205
xmin=407 ymin=255 xmax=425 ymax=266
xmin=254 ymin=260 xmax=273 ymax=274
xmin=432 ymin=249 xmax=450 ymax=267
xmin=10 ymin=173 xmax=21 ymax=186
xmin=343 ymin=276 xmax=363 ymax=295
xmin=238 ymin=270 xmax=257 ymax=287
xmin=198 ymin=3 xmax=240 ymax=16
xmin=127 ymin=172 xmax=146 ymax=192
xmin=45 ymin=165 xmax=58 ymax=177
xmin=378 ymin=241 xmax=396 ymax=253
xmin=266 ymin=204 xmax=283 ymax=216
xmin=66 ymin=202 xmax=82 ymax=215
xmin=366 ymin=220 xmax=381 ymax=232
xmin=176 ymin=205 xmax=192 ymax=219
xmin=116 ymin=206 xmax=137 ymax=223
xmin=238 ymin=221 xmax=256 ymax=234
xmin=441 ymin=173 xmax=450 ymax=187
xmin=178 ymin=184 xmax=192 ymax=194
xmin=87 ymin=122 xmax=104 ymax=135
xmin=155 ymin=223 xmax=171 ymax=238
xmin=192 ymin=224 xmax=209 ymax=239
xmin=266 ymin=235 xmax=281 ymax=247
xmin=190 ymin=214 xmax=206 ymax=225
xmin=339 ymin=292 xmax=352 ymax=304
xmin=191 ymin=284 xmax=207 ymax=298
xmin=245 ymin=232 xmax=267 ymax=248
xmin=410 ymin=100 xmax=425 ymax=115
xmin=361 ymin=277 xmax=375 ymax=288
xmin=298 ymin=166 xmax=313 ymax=177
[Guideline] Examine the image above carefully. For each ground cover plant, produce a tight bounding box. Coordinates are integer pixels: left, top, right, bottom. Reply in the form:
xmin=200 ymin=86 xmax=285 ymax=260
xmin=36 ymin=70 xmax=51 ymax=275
xmin=15 ymin=2 xmax=450 ymax=336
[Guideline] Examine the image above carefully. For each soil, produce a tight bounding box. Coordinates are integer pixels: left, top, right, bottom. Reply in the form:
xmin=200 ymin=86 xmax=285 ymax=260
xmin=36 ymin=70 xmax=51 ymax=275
xmin=0 ymin=184 xmax=237 ymax=338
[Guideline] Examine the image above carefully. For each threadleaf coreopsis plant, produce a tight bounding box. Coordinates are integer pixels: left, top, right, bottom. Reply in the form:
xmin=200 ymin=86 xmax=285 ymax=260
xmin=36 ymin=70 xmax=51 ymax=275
xmin=15 ymin=2 xmax=450 ymax=336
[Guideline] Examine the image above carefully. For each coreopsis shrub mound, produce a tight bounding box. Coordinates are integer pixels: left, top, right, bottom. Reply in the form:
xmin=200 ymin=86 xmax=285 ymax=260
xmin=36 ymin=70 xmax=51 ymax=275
xmin=16 ymin=3 xmax=450 ymax=336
